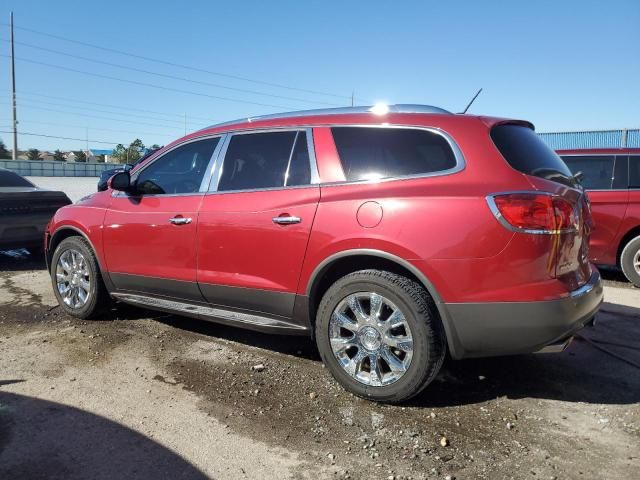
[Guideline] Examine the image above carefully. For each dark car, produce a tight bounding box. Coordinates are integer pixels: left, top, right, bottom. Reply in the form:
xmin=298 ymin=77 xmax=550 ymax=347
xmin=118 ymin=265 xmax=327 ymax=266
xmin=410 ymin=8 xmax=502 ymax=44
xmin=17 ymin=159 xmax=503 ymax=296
xmin=97 ymin=149 xmax=160 ymax=191
xmin=0 ymin=168 xmax=72 ymax=253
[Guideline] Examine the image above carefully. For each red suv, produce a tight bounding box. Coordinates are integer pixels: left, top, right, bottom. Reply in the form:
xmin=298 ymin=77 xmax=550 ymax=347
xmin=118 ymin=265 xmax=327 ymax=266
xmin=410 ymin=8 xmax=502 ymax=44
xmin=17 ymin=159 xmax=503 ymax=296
xmin=558 ymin=149 xmax=640 ymax=287
xmin=45 ymin=105 xmax=603 ymax=402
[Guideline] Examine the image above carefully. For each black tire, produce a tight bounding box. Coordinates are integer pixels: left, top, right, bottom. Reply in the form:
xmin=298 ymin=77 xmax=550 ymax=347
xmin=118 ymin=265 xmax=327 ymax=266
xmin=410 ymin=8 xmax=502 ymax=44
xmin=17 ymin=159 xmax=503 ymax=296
xmin=620 ymin=235 xmax=640 ymax=288
xmin=50 ymin=236 xmax=111 ymax=319
xmin=315 ymin=270 xmax=446 ymax=403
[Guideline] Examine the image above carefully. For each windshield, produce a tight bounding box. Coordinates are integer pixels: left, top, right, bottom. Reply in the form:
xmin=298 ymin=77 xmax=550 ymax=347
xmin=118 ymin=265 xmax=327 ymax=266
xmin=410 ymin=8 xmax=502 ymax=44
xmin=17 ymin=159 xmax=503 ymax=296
xmin=491 ymin=124 xmax=577 ymax=188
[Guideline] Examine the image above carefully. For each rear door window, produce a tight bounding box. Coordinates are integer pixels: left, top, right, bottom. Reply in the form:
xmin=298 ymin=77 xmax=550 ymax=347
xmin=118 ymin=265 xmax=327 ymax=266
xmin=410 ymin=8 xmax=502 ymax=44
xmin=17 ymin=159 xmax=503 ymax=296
xmin=491 ymin=124 xmax=575 ymax=187
xmin=217 ymin=131 xmax=308 ymax=191
xmin=630 ymin=156 xmax=640 ymax=188
xmin=561 ymin=155 xmax=614 ymax=190
xmin=331 ymin=127 xmax=457 ymax=182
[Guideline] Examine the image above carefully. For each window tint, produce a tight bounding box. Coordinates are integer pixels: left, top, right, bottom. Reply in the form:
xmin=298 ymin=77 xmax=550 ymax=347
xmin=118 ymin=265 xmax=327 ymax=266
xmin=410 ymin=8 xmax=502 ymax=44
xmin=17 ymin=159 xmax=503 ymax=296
xmin=135 ymin=138 xmax=219 ymax=195
xmin=561 ymin=155 xmax=614 ymax=190
xmin=491 ymin=125 xmax=575 ymax=187
xmin=630 ymin=156 xmax=640 ymax=188
xmin=613 ymin=155 xmax=629 ymax=189
xmin=217 ymin=131 xmax=299 ymax=191
xmin=285 ymin=132 xmax=311 ymax=186
xmin=0 ymin=170 xmax=34 ymax=188
xmin=331 ymin=127 xmax=457 ymax=181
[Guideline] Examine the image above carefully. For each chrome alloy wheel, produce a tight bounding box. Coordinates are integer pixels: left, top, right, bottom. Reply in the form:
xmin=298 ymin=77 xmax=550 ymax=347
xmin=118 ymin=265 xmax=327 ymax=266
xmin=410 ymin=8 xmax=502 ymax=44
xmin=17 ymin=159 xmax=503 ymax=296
xmin=634 ymin=249 xmax=640 ymax=275
xmin=56 ymin=249 xmax=91 ymax=309
xmin=329 ymin=292 xmax=414 ymax=386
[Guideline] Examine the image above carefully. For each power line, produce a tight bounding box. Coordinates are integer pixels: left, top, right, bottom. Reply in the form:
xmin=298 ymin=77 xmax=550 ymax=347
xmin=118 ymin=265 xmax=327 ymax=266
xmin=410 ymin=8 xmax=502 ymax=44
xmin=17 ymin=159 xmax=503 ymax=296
xmin=1 ymin=38 xmax=342 ymax=107
xmin=0 ymin=53 xmax=299 ymax=110
xmin=0 ymin=129 xmax=121 ymax=145
xmin=13 ymin=95 xmax=199 ymax=127
xmin=4 ymin=23 xmax=352 ymax=101
xmin=18 ymin=91 xmax=215 ymax=122
xmin=0 ymin=100 xmax=201 ymax=130
xmin=0 ymin=117 xmax=178 ymax=138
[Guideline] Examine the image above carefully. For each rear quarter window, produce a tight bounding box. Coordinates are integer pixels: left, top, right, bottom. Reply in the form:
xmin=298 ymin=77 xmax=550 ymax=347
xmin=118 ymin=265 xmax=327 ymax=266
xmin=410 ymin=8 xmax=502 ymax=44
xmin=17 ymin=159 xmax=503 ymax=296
xmin=331 ymin=127 xmax=458 ymax=182
xmin=491 ymin=124 xmax=575 ymax=187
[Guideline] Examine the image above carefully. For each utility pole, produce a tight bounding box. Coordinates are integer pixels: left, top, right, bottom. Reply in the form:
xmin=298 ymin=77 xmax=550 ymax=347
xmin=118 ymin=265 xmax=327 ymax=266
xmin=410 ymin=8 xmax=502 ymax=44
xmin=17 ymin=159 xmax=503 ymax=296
xmin=10 ymin=12 xmax=18 ymax=160
xmin=351 ymin=91 xmax=355 ymax=107
xmin=85 ymin=127 xmax=89 ymax=156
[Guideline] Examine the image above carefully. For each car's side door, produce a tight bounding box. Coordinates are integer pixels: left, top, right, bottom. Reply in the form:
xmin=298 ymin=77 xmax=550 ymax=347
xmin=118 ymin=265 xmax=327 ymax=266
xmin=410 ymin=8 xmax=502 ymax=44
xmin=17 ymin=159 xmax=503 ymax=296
xmin=561 ymin=154 xmax=629 ymax=265
xmin=103 ymin=136 xmax=222 ymax=301
xmin=196 ymin=129 xmax=320 ymax=322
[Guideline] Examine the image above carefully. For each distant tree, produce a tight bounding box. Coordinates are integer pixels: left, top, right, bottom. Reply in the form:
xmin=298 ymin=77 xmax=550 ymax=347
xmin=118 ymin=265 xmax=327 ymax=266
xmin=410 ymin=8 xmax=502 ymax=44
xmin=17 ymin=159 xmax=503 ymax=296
xmin=112 ymin=139 xmax=146 ymax=164
xmin=150 ymin=144 xmax=162 ymax=150
xmin=128 ymin=139 xmax=145 ymax=163
xmin=96 ymin=154 xmax=106 ymax=163
xmin=111 ymin=144 xmax=127 ymax=164
xmin=0 ymin=140 xmax=10 ymax=159
xmin=27 ymin=148 xmax=42 ymax=160
xmin=74 ymin=150 xmax=87 ymax=162
xmin=53 ymin=149 xmax=66 ymax=161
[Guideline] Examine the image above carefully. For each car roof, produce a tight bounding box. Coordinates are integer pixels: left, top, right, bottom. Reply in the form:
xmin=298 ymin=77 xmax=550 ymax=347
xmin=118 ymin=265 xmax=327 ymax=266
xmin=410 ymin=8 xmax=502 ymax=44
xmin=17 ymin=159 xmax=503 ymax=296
xmin=131 ymin=105 xmax=532 ymax=172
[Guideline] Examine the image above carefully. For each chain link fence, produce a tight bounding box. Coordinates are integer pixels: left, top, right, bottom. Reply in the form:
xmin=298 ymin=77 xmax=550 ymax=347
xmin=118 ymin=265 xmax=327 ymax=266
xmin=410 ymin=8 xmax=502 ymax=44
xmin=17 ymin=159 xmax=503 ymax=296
xmin=0 ymin=160 xmax=115 ymax=177
xmin=537 ymin=129 xmax=640 ymax=150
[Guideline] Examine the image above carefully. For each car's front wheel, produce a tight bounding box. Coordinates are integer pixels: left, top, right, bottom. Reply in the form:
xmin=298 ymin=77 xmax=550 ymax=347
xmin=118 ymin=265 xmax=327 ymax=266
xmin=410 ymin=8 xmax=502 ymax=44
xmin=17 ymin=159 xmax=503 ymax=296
xmin=315 ymin=270 xmax=446 ymax=403
xmin=621 ymin=235 xmax=640 ymax=288
xmin=50 ymin=236 xmax=111 ymax=318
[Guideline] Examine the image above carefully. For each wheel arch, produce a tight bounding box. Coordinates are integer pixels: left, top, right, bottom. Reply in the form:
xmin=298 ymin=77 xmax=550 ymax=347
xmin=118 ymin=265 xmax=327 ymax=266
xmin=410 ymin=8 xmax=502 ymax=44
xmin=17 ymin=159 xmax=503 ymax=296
xmin=305 ymin=249 xmax=459 ymax=356
xmin=617 ymin=225 xmax=640 ymax=267
xmin=47 ymin=227 xmax=110 ymax=283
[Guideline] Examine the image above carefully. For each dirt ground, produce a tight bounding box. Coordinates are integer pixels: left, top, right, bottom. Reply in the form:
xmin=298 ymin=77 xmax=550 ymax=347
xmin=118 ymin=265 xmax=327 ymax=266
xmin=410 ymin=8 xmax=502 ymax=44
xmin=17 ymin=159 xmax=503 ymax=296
xmin=0 ymin=250 xmax=638 ymax=480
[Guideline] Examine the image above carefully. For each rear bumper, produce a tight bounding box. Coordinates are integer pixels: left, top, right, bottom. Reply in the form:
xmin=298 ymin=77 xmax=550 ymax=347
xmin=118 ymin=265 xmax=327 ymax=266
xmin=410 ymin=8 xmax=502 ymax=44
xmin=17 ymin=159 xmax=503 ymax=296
xmin=443 ymin=270 xmax=603 ymax=359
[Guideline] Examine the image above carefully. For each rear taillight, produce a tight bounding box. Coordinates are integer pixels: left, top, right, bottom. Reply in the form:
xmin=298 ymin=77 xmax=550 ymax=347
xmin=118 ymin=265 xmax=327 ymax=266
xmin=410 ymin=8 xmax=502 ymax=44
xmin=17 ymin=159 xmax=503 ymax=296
xmin=487 ymin=192 xmax=578 ymax=234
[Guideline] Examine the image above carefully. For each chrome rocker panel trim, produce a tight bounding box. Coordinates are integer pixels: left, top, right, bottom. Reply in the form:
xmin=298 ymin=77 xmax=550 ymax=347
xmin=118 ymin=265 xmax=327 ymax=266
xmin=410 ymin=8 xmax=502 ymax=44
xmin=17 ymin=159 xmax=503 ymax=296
xmin=112 ymin=292 xmax=308 ymax=334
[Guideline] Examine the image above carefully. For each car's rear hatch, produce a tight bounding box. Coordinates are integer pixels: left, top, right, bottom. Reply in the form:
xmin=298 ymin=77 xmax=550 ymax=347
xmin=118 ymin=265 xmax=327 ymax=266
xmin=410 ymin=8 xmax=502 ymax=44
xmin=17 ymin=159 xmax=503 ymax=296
xmin=490 ymin=123 xmax=593 ymax=291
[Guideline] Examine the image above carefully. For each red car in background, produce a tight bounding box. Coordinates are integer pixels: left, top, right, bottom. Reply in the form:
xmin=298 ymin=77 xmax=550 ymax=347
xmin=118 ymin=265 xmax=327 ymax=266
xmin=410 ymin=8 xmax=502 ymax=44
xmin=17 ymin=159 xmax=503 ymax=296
xmin=559 ymin=150 xmax=640 ymax=287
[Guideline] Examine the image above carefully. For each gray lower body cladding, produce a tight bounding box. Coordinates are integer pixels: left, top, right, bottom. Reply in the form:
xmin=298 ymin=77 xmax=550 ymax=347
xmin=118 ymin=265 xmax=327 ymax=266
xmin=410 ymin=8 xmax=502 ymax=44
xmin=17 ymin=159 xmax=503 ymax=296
xmin=442 ymin=271 xmax=604 ymax=359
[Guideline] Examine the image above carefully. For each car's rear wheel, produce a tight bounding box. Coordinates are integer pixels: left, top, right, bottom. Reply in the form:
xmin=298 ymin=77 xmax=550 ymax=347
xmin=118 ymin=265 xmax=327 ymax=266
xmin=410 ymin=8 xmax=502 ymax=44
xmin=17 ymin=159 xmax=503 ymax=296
xmin=51 ymin=236 xmax=111 ymax=318
xmin=621 ymin=235 xmax=640 ymax=288
xmin=315 ymin=270 xmax=446 ymax=403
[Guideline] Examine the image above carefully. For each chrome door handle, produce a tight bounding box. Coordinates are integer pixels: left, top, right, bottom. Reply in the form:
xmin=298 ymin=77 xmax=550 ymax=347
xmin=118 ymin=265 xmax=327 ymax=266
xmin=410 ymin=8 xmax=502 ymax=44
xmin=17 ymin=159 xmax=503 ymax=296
xmin=169 ymin=217 xmax=192 ymax=225
xmin=272 ymin=216 xmax=301 ymax=225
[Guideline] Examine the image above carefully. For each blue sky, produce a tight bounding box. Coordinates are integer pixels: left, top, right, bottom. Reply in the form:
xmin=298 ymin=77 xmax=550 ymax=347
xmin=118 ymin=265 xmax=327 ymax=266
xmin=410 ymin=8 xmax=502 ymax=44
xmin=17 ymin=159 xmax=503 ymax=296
xmin=1 ymin=0 xmax=638 ymax=151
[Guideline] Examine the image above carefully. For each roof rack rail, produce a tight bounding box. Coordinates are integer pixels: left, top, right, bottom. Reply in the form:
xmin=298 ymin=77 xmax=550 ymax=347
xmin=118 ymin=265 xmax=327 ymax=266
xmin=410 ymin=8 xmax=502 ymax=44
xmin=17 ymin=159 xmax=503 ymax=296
xmin=204 ymin=104 xmax=452 ymax=130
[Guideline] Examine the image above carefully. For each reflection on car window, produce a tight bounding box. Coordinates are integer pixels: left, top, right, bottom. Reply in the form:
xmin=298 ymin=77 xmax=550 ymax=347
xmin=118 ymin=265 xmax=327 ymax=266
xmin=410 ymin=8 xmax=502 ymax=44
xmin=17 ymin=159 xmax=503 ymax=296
xmin=561 ymin=156 xmax=614 ymax=190
xmin=217 ymin=131 xmax=300 ymax=191
xmin=332 ymin=127 xmax=457 ymax=181
xmin=0 ymin=170 xmax=34 ymax=188
xmin=135 ymin=138 xmax=219 ymax=195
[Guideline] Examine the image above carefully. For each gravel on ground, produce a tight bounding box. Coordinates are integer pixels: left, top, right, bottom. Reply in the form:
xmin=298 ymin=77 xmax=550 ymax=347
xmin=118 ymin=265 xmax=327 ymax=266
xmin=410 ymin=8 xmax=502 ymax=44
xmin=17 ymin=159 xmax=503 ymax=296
xmin=0 ymin=251 xmax=638 ymax=479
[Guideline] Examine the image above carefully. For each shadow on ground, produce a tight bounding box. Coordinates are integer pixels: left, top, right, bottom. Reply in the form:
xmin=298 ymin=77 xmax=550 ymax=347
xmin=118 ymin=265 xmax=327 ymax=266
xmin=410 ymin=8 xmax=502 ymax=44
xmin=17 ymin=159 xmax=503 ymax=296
xmin=158 ymin=302 xmax=640 ymax=407
xmin=0 ymin=249 xmax=46 ymax=272
xmin=0 ymin=389 xmax=207 ymax=480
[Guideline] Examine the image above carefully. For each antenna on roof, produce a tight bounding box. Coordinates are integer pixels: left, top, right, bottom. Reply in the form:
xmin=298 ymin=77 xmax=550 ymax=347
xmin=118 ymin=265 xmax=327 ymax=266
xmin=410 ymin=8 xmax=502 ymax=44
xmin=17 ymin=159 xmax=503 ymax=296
xmin=461 ymin=88 xmax=483 ymax=114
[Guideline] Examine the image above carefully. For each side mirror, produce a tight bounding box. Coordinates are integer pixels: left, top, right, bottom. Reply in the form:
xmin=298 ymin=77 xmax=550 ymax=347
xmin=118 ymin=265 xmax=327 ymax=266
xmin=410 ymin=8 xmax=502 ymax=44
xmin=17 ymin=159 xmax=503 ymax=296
xmin=108 ymin=171 xmax=131 ymax=192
